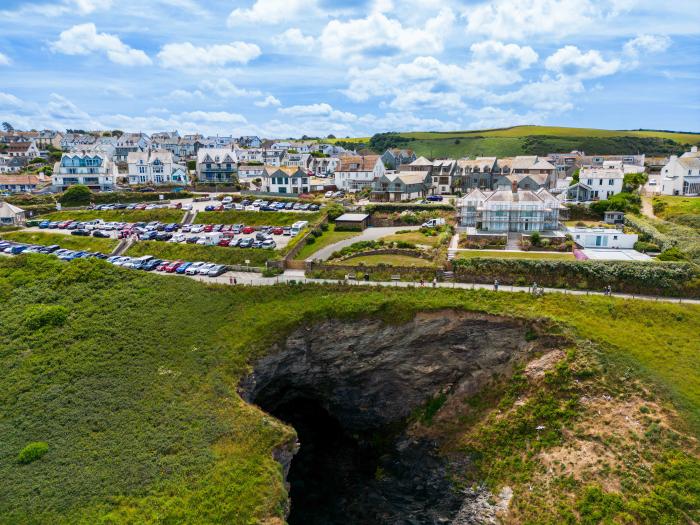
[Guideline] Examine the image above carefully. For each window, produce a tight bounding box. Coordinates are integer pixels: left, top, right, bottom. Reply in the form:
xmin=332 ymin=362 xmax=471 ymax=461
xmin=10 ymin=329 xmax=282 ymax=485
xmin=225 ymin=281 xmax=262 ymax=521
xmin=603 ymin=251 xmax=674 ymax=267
xmin=608 ymin=179 xmax=614 ymax=185
xmin=599 ymin=179 xmax=603 ymax=185
xmin=139 ymin=166 xmax=146 ymax=174
xmin=587 ymin=179 xmax=592 ymax=185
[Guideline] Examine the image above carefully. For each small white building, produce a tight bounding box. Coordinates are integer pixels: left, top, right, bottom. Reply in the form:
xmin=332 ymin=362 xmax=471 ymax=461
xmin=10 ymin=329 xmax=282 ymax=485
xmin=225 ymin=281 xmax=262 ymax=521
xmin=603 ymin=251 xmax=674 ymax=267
xmin=334 ymin=155 xmax=385 ymax=192
xmin=127 ymin=150 xmax=189 ymax=186
xmin=0 ymin=201 xmax=26 ymax=225
xmin=660 ymin=147 xmax=700 ymax=196
xmin=568 ymin=227 xmax=637 ymax=249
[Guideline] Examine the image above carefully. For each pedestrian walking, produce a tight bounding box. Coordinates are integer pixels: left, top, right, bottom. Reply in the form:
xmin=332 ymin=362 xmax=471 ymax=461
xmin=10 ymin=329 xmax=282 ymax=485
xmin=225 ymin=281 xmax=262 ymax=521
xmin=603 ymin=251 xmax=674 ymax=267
xmin=233 ymin=277 xmax=237 ymax=285
xmin=432 ymin=278 xmax=437 ymax=288
xmin=494 ymin=279 xmax=499 ymax=291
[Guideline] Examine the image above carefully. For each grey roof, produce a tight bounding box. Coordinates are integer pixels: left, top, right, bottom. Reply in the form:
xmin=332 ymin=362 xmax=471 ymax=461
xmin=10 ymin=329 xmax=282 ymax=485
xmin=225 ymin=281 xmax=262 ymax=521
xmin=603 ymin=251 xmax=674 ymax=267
xmin=336 ymin=213 xmax=369 ymax=222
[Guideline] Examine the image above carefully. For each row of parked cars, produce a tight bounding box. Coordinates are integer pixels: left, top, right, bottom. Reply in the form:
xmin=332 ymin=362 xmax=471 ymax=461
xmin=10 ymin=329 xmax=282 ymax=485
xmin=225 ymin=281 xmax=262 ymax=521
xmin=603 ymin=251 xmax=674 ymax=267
xmin=205 ymin=197 xmax=321 ymax=212
xmin=0 ymin=241 xmax=230 ymax=278
xmin=92 ymin=202 xmax=171 ymax=210
xmin=106 ymin=256 xmax=227 ymax=276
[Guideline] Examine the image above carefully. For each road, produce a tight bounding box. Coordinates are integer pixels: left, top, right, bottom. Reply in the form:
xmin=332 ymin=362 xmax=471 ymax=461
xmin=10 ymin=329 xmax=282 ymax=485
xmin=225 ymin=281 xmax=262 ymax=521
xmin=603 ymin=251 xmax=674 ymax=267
xmin=309 ymin=226 xmax=421 ymax=261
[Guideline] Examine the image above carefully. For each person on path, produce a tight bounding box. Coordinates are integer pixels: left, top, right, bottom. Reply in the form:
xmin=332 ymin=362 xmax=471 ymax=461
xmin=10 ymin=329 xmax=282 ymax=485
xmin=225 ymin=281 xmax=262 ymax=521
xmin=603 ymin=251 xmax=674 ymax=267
xmin=494 ymin=279 xmax=499 ymax=291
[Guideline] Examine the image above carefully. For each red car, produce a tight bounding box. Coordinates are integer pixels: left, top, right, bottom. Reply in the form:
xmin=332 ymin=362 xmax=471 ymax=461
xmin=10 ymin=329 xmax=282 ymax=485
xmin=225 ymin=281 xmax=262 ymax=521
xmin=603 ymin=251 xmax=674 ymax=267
xmin=271 ymin=227 xmax=284 ymax=235
xmin=165 ymin=260 xmax=184 ymax=273
xmin=156 ymin=261 xmax=170 ymax=271
xmin=242 ymin=226 xmax=255 ymax=234
xmin=204 ymin=224 xmax=214 ymax=232
xmin=58 ymin=220 xmax=73 ymax=229
xmin=217 ymin=239 xmax=231 ymax=247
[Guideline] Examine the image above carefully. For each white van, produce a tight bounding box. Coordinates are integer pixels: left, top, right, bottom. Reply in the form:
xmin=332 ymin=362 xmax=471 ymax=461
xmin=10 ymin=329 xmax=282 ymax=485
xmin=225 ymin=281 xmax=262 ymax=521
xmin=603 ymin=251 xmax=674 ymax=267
xmin=197 ymin=232 xmax=223 ymax=246
xmin=290 ymin=220 xmax=309 ymax=236
xmin=422 ymin=218 xmax=446 ymax=228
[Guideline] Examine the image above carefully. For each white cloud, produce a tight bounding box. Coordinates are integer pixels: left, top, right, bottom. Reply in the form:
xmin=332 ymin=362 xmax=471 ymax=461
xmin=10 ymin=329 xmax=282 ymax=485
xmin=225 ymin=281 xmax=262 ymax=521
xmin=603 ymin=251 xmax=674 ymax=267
xmin=464 ymin=0 xmax=631 ymax=39
xmin=227 ymin=0 xmax=313 ymax=25
xmin=0 ymin=52 xmax=11 ymax=66
xmin=255 ymin=95 xmax=282 ymax=107
xmin=470 ymin=41 xmax=538 ymax=70
xmin=273 ymin=28 xmax=315 ymax=50
xmin=200 ymin=79 xmax=262 ymax=98
xmin=545 ymin=45 xmax=621 ymax=78
xmin=178 ymin=111 xmax=247 ymax=124
xmin=50 ymin=23 xmax=151 ymax=66
xmin=464 ymin=106 xmax=546 ymax=130
xmin=486 ymin=75 xmax=584 ymax=113
xmin=623 ymin=34 xmax=672 ymax=56
xmin=319 ymin=8 xmax=455 ymax=60
xmin=278 ymin=103 xmax=358 ymax=122
xmin=158 ymin=41 xmax=261 ymax=70
xmin=71 ymin=0 xmax=113 ymax=14
xmin=0 ymin=92 xmax=24 ymax=108
xmin=167 ymin=89 xmax=204 ymax=100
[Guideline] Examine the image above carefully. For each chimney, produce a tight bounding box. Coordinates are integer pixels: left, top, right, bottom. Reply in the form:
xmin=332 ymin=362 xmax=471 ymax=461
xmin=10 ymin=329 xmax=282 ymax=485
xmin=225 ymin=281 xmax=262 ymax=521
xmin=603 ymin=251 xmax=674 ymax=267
xmin=692 ymin=146 xmax=698 ymax=153
xmin=511 ymin=179 xmax=518 ymax=193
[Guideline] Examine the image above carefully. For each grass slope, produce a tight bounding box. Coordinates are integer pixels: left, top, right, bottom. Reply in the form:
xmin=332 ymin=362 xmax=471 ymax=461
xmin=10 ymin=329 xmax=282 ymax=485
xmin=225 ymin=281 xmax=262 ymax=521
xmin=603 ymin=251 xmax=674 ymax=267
xmin=1 ymin=231 xmax=118 ymax=253
xmin=1 ymin=255 xmax=699 ymax=523
xmin=454 ymin=250 xmax=575 ymax=261
xmin=335 ymin=254 xmax=437 ymax=267
xmin=294 ymin=224 xmax=360 ymax=260
xmin=39 ymin=209 xmax=186 ymax=223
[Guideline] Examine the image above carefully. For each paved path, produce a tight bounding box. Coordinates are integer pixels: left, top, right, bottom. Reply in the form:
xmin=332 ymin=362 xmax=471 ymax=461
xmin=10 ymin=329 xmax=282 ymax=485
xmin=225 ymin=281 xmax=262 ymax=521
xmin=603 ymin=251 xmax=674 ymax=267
xmin=185 ymin=269 xmax=699 ymax=305
xmin=309 ymin=226 xmax=421 ymax=261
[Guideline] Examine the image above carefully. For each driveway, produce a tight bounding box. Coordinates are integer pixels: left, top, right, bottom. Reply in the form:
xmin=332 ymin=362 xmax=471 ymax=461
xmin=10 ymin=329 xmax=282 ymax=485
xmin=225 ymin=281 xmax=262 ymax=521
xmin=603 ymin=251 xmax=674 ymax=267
xmin=310 ymin=226 xmax=421 ymax=261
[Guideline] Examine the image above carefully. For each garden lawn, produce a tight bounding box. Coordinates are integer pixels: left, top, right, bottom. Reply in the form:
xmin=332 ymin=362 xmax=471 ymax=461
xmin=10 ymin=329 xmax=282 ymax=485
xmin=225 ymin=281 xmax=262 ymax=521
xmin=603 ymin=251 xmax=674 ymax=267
xmin=653 ymin=196 xmax=700 ymax=219
xmin=381 ymin=230 xmax=444 ymax=247
xmin=39 ymin=209 xmax=186 ymax=223
xmin=454 ymin=250 xmax=575 ymax=261
xmin=334 ymin=254 xmax=437 ymax=267
xmin=0 ymin=255 xmax=700 ymax=523
xmin=195 ymin=210 xmax=322 ymax=227
xmin=1 ymin=230 xmax=118 ymax=253
xmin=294 ymin=224 xmax=360 ymax=260
xmin=125 ymin=241 xmax=276 ymax=267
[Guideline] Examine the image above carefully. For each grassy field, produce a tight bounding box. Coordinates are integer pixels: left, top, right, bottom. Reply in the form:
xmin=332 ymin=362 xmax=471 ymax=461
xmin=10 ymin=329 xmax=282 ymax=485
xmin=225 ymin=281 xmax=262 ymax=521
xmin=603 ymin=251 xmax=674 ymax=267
xmin=195 ymin=210 xmax=322 ymax=227
xmin=381 ymin=230 xmax=444 ymax=247
xmin=294 ymin=224 xmax=360 ymax=260
xmin=335 ymin=254 xmax=437 ymax=267
xmin=38 ymin=209 xmax=186 ymax=223
xmin=125 ymin=241 xmax=276 ymax=267
xmin=653 ymin=196 xmax=700 ymax=224
xmin=0 ymin=255 xmax=699 ymax=523
xmin=454 ymin=250 xmax=576 ymax=261
xmin=1 ymin=230 xmax=118 ymax=253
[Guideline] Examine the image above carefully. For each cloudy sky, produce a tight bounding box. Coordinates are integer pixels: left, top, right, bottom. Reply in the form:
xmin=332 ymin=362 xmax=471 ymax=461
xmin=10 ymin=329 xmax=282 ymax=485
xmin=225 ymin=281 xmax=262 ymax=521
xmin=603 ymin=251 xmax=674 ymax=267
xmin=0 ymin=0 xmax=699 ymax=137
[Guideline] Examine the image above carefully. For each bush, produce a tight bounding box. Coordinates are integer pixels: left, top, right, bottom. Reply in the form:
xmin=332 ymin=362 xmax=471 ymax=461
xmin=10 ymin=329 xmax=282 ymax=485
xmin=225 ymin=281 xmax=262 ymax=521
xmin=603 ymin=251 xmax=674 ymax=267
xmin=24 ymin=304 xmax=69 ymax=329
xmin=590 ymin=192 xmax=641 ymax=215
xmin=530 ymin=231 xmax=541 ymax=246
xmin=657 ymin=247 xmax=687 ymax=261
xmin=17 ymin=442 xmax=49 ymax=464
xmin=634 ymin=241 xmax=660 ymax=253
xmin=59 ymin=185 xmax=92 ymax=206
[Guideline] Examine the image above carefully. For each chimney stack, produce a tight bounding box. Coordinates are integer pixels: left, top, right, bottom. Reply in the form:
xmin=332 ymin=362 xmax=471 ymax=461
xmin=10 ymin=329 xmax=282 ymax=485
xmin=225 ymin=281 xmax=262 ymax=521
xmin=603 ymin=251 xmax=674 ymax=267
xmin=692 ymin=146 xmax=698 ymax=153
xmin=511 ymin=179 xmax=518 ymax=193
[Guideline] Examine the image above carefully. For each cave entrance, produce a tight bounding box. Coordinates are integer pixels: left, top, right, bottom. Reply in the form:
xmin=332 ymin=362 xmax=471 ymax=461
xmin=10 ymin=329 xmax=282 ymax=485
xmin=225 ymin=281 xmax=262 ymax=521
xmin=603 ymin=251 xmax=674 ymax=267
xmin=256 ymin=389 xmax=383 ymax=525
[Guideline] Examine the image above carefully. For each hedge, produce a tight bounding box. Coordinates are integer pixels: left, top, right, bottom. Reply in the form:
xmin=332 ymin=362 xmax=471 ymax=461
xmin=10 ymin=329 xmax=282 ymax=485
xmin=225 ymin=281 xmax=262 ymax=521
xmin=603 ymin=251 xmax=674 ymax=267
xmin=365 ymin=203 xmax=455 ymax=213
xmin=451 ymin=258 xmax=700 ymax=298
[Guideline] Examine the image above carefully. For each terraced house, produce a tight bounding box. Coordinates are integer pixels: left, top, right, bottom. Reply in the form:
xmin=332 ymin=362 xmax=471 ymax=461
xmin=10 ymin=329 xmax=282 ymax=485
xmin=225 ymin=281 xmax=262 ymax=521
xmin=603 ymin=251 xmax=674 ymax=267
xmin=52 ymin=151 xmax=118 ymax=191
xmin=196 ymin=148 xmax=238 ymax=183
xmin=115 ymin=133 xmax=151 ymax=163
xmin=334 ymin=154 xmax=385 ymax=192
xmin=127 ymin=150 xmax=189 ymax=186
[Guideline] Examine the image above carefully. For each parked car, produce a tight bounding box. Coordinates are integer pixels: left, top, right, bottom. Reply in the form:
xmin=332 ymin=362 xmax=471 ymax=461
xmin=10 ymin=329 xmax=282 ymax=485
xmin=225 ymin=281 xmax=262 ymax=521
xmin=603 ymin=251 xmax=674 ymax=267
xmin=71 ymin=229 xmax=90 ymax=236
xmin=203 ymin=224 xmax=214 ymax=232
xmin=271 ymin=227 xmax=284 ymax=235
xmin=38 ymin=220 xmax=50 ymax=228
xmin=190 ymin=225 xmax=204 ymax=233
xmin=218 ymin=238 xmax=231 ymax=247
xmin=229 ymin=238 xmax=242 ymax=247
xmin=186 ymin=235 xmax=200 ymax=244
xmin=324 ymin=191 xmax=334 ymax=198
xmin=207 ymin=264 xmax=227 ymax=277
xmin=197 ymin=263 xmax=216 ymax=275
xmin=232 ymin=224 xmax=243 ymax=234
xmin=165 ymin=260 xmax=184 ymax=273
xmin=238 ymin=238 xmax=253 ymax=248
xmin=185 ymin=262 xmax=205 ymax=275
xmin=175 ymin=262 xmax=193 ymax=274
xmin=92 ymin=230 xmax=110 ymax=238
xmin=242 ymin=226 xmax=255 ymax=234
xmin=262 ymin=239 xmax=277 ymax=249
xmin=155 ymin=232 xmax=173 ymax=241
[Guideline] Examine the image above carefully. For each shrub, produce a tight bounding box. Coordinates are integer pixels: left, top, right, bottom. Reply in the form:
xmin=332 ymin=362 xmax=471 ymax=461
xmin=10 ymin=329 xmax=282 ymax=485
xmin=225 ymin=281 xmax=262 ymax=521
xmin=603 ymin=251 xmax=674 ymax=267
xmin=530 ymin=231 xmax=541 ymax=246
xmin=17 ymin=442 xmax=49 ymax=464
xmin=634 ymin=241 xmax=660 ymax=253
xmin=24 ymin=304 xmax=69 ymax=330
xmin=657 ymin=247 xmax=687 ymax=261
xmin=59 ymin=185 xmax=92 ymax=206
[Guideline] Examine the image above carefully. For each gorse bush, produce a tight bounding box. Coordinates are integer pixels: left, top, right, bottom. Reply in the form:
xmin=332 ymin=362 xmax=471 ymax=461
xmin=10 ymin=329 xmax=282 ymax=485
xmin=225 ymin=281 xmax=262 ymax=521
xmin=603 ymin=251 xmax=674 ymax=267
xmin=23 ymin=304 xmax=69 ymax=330
xmin=17 ymin=442 xmax=49 ymax=464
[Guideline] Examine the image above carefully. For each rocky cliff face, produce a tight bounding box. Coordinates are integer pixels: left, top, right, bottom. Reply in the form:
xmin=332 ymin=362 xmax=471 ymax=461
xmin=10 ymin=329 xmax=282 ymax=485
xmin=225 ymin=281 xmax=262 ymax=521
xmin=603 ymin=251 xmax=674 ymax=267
xmin=240 ymin=311 xmax=551 ymax=524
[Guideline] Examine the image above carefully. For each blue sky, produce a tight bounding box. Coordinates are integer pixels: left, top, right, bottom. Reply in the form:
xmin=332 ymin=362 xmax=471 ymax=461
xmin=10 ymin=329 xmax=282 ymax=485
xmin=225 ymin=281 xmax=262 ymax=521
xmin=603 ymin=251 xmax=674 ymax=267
xmin=0 ymin=0 xmax=699 ymax=137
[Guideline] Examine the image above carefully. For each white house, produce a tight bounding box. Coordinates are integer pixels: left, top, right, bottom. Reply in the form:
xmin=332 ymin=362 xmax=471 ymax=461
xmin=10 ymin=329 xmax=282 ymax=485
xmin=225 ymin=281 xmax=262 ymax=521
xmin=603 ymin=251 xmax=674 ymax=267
xmin=660 ymin=147 xmax=700 ymax=196
xmin=127 ymin=150 xmax=189 ymax=186
xmin=281 ymin=152 xmax=310 ymax=168
xmin=567 ymin=227 xmax=638 ymax=249
xmin=52 ymin=151 xmax=118 ymax=191
xmin=6 ymin=141 xmax=40 ymax=158
xmin=262 ymin=167 xmax=310 ymax=194
xmin=334 ymin=155 xmax=385 ymax=192
xmin=578 ymin=165 xmax=624 ymax=199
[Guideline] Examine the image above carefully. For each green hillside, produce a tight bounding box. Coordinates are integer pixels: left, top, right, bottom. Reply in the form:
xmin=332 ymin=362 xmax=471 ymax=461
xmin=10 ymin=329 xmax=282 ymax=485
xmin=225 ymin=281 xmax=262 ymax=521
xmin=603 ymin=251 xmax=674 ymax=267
xmin=332 ymin=125 xmax=700 ymax=159
xmin=1 ymin=254 xmax=700 ymax=523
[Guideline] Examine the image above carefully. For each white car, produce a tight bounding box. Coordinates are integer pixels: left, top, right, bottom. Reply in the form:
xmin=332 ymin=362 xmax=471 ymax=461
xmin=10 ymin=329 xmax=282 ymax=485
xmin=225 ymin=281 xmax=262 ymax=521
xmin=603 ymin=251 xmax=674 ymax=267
xmin=190 ymin=225 xmax=204 ymax=233
xmin=222 ymin=196 xmax=233 ymax=204
xmin=181 ymin=203 xmax=193 ymax=211
xmin=234 ymin=203 xmax=244 ymax=210
xmin=197 ymin=263 xmax=216 ymax=275
xmin=185 ymin=262 xmax=205 ymax=275
xmin=169 ymin=233 xmax=187 ymax=243
xmin=324 ymin=191 xmax=333 ymax=198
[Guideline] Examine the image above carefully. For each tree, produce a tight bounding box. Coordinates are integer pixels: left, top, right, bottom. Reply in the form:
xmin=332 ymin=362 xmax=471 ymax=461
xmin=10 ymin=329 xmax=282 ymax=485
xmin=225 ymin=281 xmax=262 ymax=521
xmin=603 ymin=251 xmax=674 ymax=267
xmin=327 ymin=134 xmax=336 ymax=139
xmin=570 ymin=168 xmax=580 ymax=185
xmin=59 ymin=185 xmax=92 ymax=206
xmin=623 ymin=171 xmax=648 ymax=192
xmin=2 ymin=122 xmax=14 ymax=132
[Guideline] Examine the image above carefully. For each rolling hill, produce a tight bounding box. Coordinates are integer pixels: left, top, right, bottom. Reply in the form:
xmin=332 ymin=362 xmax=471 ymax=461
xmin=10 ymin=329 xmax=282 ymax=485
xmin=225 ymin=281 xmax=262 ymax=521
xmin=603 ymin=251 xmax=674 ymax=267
xmin=329 ymin=125 xmax=700 ymax=159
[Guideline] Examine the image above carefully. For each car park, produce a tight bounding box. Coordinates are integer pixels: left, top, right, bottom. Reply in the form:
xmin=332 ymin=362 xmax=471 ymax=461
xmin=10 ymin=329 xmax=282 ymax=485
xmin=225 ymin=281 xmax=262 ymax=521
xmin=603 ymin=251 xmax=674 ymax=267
xmin=140 ymin=231 xmax=158 ymax=241
xmin=271 ymin=227 xmax=284 ymax=235
xmin=142 ymin=259 xmax=163 ymax=271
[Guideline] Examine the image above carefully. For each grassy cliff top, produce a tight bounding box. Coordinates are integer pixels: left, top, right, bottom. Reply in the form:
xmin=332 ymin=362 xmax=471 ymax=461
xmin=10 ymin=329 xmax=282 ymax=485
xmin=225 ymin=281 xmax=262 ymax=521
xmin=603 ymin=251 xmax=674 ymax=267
xmin=1 ymin=255 xmax=699 ymax=523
